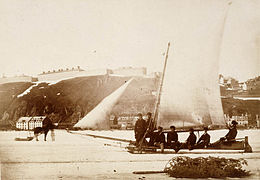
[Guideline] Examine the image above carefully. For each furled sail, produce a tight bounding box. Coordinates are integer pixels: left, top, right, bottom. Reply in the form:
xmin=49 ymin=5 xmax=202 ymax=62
xmin=74 ymin=78 xmax=133 ymax=129
xmin=157 ymin=1 xmax=229 ymax=128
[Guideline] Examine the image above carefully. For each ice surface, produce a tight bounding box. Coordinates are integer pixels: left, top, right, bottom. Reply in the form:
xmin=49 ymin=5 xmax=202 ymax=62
xmin=0 ymin=129 xmax=260 ymax=179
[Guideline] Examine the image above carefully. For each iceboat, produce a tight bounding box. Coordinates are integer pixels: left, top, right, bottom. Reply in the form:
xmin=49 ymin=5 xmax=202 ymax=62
xmin=127 ymin=1 xmax=253 ymax=153
xmin=127 ymin=42 xmax=253 ymax=154
xmin=74 ymin=1 xmax=252 ymax=154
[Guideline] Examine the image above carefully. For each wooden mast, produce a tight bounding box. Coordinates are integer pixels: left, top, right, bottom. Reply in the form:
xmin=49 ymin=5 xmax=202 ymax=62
xmin=138 ymin=42 xmax=170 ymax=149
xmin=152 ymin=42 xmax=171 ymax=129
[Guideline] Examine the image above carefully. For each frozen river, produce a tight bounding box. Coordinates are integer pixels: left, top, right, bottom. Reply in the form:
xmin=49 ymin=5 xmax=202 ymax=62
xmin=1 ymin=129 xmax=260 ymax=179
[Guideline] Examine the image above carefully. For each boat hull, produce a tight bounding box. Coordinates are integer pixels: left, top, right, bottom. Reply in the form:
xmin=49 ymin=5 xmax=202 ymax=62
xmin=127 ymin=136 xmax=252 ymax=154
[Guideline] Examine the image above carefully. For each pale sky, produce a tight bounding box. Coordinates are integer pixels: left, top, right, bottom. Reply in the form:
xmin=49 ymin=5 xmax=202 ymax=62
xmin=0 ymin=0 xmax=259 ymax=81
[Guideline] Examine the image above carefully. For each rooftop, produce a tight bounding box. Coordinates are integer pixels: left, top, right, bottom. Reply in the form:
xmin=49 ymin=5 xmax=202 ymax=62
xmin=17 ymin=117 xmax=32 ymax=123
xmin=39 ymin=66 xmax=84 ymax=75
xmin=17 ymin=116 xmax=46 ymax=122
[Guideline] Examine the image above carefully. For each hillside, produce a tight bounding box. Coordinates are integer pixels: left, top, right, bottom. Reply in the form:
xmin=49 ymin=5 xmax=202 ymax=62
xmin=0 ymin=75 xmax=259 ymax=129
xmin=0 ymin=75 xmax=158 ymax=128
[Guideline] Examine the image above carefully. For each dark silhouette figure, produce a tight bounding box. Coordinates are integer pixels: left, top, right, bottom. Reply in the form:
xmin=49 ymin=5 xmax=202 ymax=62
xmin=195 ymin=127 xmax=210 ymax=148
xmin=211 ymin=120 xmax=238 ymax=147
xmin=223 ymin=120 xmax=238 ymax=141
xmin=167 ymin=125 xmax=180 ymax=151
xmin=34 ymin=117 xmax=55 ymax=141
xmin=134 ymin=113 xmax=147 ymax=146
xmin=153 ymin=126 xmax=165 ymax=152
xmin=178 ymin=128 xmax=197 ymax=151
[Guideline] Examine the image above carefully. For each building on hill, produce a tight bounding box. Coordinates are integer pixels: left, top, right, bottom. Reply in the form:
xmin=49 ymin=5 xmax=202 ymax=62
xmin=16 ymin=117 xmax=32 ymax=130
xmin=16 ymin=116 xmax=46 ymax=130
xmin=38 ymin=66 xmax=84 ymax=81
xmin=112 ymin=67 xmax=147 ymax=76
xmin=226 ymin=77 xmax=240 ymax=90
xmin=246 ymin=77 xmax=260 ymax=93
xmin=224 ymin=114 xmax=249 ymax=127
xmin=239 ymin=82 xmax=247 ymax=91
xmin=29 ymin=116 xmax=46 ymax=130
xmin=0 ymin=75 xmax=35 ymax=84
xmin=117 ymin=114 xmax=137 ymax=129
xmin=38 ymin=66 xmax=111 ymax=81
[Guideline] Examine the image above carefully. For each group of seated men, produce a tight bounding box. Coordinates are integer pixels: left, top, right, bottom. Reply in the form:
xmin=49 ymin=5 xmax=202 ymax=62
xmin=134 ymin=112 xmax=238 ymax=153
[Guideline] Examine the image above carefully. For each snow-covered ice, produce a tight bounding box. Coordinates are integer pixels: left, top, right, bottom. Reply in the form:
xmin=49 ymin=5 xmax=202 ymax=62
xmin=0 ymin=129 xmax=260 ymax=179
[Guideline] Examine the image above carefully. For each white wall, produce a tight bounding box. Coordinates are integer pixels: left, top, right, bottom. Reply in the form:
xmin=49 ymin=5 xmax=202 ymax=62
xmin=38 ymin=69 xmax=109 ymax=81
xmin=0 ymin=76 xmax=32 ymax=84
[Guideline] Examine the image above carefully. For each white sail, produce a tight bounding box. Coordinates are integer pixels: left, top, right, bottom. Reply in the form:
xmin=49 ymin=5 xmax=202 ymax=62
xmin=74 ymin=79 xmax=133 ymax=129
xmin=157 ymin=1 xmax=228 ymax=128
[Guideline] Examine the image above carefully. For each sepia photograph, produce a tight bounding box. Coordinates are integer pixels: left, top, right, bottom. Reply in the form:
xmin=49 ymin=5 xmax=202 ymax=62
xmin=0 ymin=0 xmax=260 ymax=179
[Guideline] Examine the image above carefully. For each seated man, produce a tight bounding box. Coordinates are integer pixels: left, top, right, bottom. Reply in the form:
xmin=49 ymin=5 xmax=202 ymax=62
xmin=222 ymin=120 xmax=238 ymax=141
xmin=195 ymin=127 xmax=210 ymax=148
xmin=210 ymin=120 xmax=238 ymax=147
xmin=153 ymin=126 xmax=165 ymax=153
xmin=167 ymin=126 xmax=180 ymax=152
xmin=179 ymin=128 xmax=197 ymax=151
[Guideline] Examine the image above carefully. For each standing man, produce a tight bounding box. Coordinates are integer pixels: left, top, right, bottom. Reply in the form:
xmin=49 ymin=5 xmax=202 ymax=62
xmin=146 ymin=112 xmax=156 ymax=146
xmin=146 ymin=112 xmax=154 ymax=131
xmin=167 ymin=125 xmax=180 ymax=151
xmin=134 ymin=113 xmax=147 ymax=146
xmin=42 ymin=116 xmax=53 ymax=141
xmin=195 ymin=127 xmax=210 ymax=148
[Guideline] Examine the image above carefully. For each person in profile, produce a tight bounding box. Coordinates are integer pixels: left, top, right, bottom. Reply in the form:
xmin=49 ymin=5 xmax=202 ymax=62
xmin=134 ymin=113 xmax=147 ymax=146
xmin=167 ymin=125 xmax=180 ymax=152
xmin=153 ymin=126 xmax=165 ymax=153
xmin=195 ymin=127 xmax=210 ymax=148
xmin=211 ymin=120 xmax=238 ymax=147
xmin=178 ymin=128 xmax=197 ymax=151
xmin=223 ymin=120 xmax=238 ymax=141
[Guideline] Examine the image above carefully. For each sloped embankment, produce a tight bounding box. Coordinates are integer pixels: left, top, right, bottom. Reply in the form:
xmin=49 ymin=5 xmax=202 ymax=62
xmin=1 ymin=75 xmax=259 ymax=129
xmin=0 ymin=75 xmax=158 ymax=128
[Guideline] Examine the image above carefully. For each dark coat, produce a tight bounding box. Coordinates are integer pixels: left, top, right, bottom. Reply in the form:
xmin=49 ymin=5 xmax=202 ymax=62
xmin=225 ymin=127 xmax=237 ymax=141
xmin=154 ymin=132 xmax=165 ymax=144
xmin=167 ymin=131 xmax=178 ymax=144
xmin=146 ymin=117 xmax=155 ymax=131
xmin=197 ymin=133 xmax=210 ymax=145
xmin=134 ymin=118 xmax=147 ymax=134
xmin=186 ymin=132 xmax=197 ymax=146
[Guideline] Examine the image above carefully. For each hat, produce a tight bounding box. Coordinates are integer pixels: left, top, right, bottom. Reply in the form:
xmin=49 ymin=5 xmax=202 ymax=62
xmin=231 ymin=120 xmax=238 ymax=125
xmin=170 ymin=125 xmax=176 ymax=129
xmin=158 ymin=126 xmax=163 ymax=130
xmin=147 ymin=112 xmax=152 ymax=115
